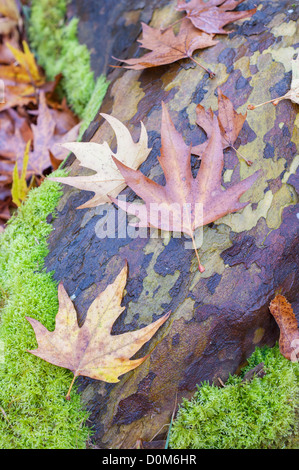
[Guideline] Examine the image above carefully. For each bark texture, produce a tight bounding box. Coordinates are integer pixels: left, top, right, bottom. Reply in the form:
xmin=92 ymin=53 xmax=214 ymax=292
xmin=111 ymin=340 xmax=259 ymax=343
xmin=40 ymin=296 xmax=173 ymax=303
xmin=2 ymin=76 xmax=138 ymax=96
xmin=46 ymin=0 xmax=299 ymax=448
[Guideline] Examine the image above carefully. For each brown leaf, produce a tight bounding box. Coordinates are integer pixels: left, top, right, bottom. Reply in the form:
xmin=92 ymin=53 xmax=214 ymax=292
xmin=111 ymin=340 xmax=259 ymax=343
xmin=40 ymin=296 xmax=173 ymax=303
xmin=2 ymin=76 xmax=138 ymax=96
xmin=112 ymin=102 xmax=261 ymax=272
xmin=118 ymin=18 xmax=217 ymax=75
xmin=21 ymin=92 xmax=80 ymax=176
xmin=26 ymin=264 xmax=170 ymax=400
xmin=176 ymin=0 xmax=257 ymax=34
xmin=269 ymin=295 xmax=299 ymax=362
xmin=192 ymin=88 xmax=251 ymax=164
xmin=0 ymin=82 xmax=36 ymax=113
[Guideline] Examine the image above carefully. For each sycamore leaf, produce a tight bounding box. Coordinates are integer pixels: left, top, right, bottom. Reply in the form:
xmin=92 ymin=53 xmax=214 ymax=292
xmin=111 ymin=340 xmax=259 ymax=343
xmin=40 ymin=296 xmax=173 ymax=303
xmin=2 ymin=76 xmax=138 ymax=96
xmin=248 ymin=55 xmax=299 ymax=109
xmin=176 ymin=0 xmax=257 ymax=34
xmin=111 ymin=102 xmax=261 ymax=272
xmin=117 ymin=18 xmax=217 ymax=76
xmin=49 ymin=113 xmax=151 ymax=209
xmin=269 ymin=295 xmax=299 ymax=362
xmin=26 ymin=264 xmax=170 ymax=400
xmin=192 ymin=88 xmax=252 ymax=165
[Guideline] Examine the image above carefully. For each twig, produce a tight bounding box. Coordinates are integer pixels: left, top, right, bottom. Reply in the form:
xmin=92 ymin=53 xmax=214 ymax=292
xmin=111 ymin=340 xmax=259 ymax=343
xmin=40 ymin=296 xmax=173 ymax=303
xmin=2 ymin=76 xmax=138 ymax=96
xmin=217 ymin=377 xmax=226 ymax=387
xmin=66 ymin=374 xmax=77 ymax=400
xmin=165 ymin=393 xmax=178 ymax=449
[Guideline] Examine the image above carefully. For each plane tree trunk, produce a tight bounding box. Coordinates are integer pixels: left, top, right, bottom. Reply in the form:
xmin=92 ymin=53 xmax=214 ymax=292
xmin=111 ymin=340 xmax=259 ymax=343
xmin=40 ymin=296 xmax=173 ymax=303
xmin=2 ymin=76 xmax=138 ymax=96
xmin=45 ymin=0 xmax=299 ymax=448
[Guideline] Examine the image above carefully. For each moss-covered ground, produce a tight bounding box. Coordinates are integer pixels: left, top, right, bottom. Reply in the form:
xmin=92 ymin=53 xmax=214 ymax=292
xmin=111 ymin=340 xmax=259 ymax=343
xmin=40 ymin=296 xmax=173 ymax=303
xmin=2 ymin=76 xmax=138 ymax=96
xmin=0 ymin=173 xmax=91 ymax=448
xmin=170 ymin=345 xmax=299 ymax=449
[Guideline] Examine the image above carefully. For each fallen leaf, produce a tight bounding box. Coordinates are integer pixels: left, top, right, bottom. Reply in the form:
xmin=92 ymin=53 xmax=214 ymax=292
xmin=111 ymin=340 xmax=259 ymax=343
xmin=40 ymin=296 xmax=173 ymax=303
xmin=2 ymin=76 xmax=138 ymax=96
xmin=11 ymin=140 xmax=34 ymax=206
xmin=18 ymin=92 xmax=80 ymax=176
xmin=0 ymin=82 xmax=36 ymax=113
xmin=49 ymin=113 xmax=151 ymax=209
xmin=0 ymin=0 xmax=20 ymax=22
xmin=26 ymin=264 xmax=170 ymax=400
xmin=0 ymin=42 xmax=16 ymax=64
xmin=269 ymin=295 xmax=299 ymax=362
xmin=0 ymin=16 xmax=17 ymax=35
xmin=112 ymin=102 xmax=261 ymax=272
xmin=0 ymin=41 xmax=45 ymax=112
xmin=176 ymin=0 xmax=257 ymax=34
xmin=0 ymin=193 xmax=11 ymax=228
xmin=117 ymin=18 xmax=217 ymax=76
xmin=5 ymin=40 xmax=45 ymax=86
xmin=192 ymin=88 xmax=251 ymax=165
xmin=248 ymin=55 xmax=299 ymax=109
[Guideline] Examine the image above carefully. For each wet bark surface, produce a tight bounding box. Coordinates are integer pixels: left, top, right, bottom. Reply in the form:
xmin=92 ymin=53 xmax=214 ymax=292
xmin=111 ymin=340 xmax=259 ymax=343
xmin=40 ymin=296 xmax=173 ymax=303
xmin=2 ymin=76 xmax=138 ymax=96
xmin=68 ymin=0 xmax=170 ymax=77
xmin=46 ymin=0 xmax=299 ymax=448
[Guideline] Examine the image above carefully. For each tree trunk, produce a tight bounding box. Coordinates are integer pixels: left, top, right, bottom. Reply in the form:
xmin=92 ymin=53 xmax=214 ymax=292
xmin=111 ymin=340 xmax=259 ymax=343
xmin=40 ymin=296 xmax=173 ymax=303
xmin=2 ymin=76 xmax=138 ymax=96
xmin=45 ymin=0 xmax=299 ymax=449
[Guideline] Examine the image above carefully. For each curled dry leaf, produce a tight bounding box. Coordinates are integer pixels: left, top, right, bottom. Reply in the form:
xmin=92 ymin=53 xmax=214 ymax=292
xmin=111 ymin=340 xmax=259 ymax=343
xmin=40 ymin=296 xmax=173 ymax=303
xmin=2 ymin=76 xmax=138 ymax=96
xmin=192 ymin=88 xmax=252 ymax=165
xmin=117 ymin=18 xmax=217 ymax=77
xmin=49 ymin=113 xmax=151 ymax=209
xmin=269 ymin=294 xmax=299 ymax=362
xmin=248 ymin=54 xmax=299 ymax=109
xmin=176 ymin=0 xmax=257 ymax=35
xmin=112 ymin=102 xmax=261 ymax=272
xmin=26 ymin=264 xmax=170 ymax=400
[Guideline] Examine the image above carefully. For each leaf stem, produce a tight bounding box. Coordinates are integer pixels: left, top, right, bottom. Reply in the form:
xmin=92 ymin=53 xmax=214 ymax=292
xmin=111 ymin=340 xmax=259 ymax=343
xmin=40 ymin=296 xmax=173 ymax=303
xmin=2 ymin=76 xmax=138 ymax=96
xmin=189 ymin=55 xmax=215 ymax=78
xmin=247 ymin=96 xmax=283 ymax=110
xmin=66 ymin=374 xmax=77 ymax=400
xmin=231 ymin=145 xmax=252 ymax=166
xmin=190 ymin=231 xmax=205 ymax=273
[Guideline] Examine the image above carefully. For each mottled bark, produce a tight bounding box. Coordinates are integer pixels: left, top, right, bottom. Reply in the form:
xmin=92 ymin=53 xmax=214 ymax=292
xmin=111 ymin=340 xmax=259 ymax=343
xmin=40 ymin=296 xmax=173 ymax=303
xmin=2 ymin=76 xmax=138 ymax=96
xmin=46 ymin=0 xmax=299 ymax=448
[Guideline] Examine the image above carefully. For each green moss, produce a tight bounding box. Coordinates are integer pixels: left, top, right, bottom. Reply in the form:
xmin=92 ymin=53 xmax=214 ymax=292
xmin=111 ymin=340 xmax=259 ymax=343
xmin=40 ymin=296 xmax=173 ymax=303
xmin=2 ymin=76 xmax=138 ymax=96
xmin=28 ymin=0 xmax=108 ymax=119
xmin=79 ymin=75 xmax=109 ymax=139
xmin=170 ymin=345 xmax=299 ymax=449
xmin=0 ymin=172 xmax=90 ymax=448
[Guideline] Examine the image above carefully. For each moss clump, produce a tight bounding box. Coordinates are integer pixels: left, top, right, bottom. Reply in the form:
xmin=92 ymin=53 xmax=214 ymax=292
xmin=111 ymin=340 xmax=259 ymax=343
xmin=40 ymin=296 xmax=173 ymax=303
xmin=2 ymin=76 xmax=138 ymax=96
xmin=0 ymin=172 xmax=90 ymax=448
xmin=170 ymin=345 xmax=299 ymax=449
xmin=28 ymin=0 xmax=108 ymax=118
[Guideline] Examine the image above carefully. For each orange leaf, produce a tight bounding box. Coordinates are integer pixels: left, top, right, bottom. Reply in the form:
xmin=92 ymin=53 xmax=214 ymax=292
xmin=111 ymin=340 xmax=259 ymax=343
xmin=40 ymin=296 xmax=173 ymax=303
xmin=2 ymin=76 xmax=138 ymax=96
xmin=112 ymin=102 xmax=261 ymax=272
xmin=269 ymin=295 xmax=299 ymax=362
xmin=176 ymin=0 xmax=257 ymax=35
xmin=192 ymin=88 xmax=251 ymax=165
xmin=118 ymin=18 xmax=217 ymax=75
